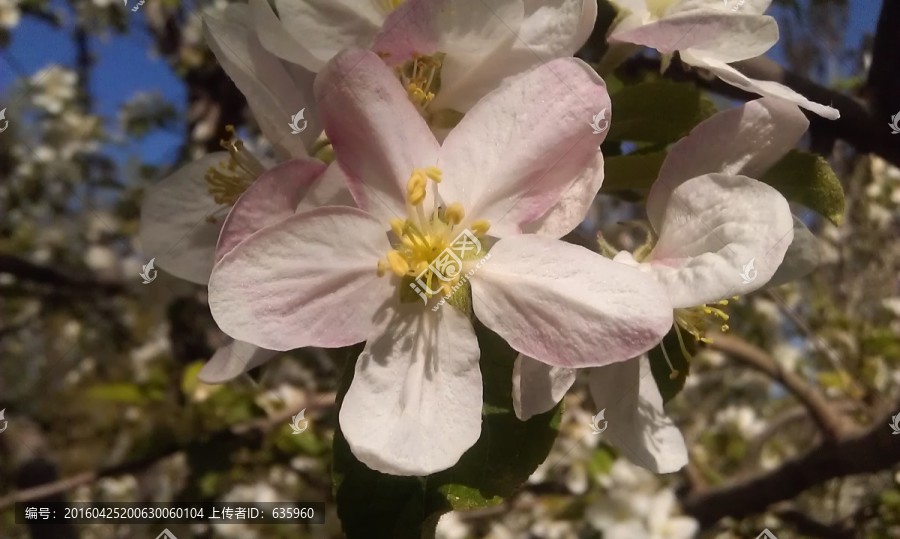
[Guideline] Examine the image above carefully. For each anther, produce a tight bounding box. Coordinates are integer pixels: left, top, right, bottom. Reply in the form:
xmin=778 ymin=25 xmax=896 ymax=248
xmin=386 ymin=250 xmax=410 ymax=276
xmin=445 ymin=203 xmax=465 ymax=225
xmin=390 ymin=218 xmax=406 ymax=237
xmin=470 ymin=220 xmax=491 ymax=236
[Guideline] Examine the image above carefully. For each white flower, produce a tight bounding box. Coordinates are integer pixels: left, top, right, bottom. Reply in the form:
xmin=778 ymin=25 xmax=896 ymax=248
xmin=252 ymin=0 xmax=597 ymax=120
xmin=514 ymin=97 xmax=802 ymax=473
xmin=0 ymin=0 xmax=21 ymax=29
xmin=208 ymin=50 xmax=673 ymax=475
xmin=607 ymin=0 xmax=839 ymax=119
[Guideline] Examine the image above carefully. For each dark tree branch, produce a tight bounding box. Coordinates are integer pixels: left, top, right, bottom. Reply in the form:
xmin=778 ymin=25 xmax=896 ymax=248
xmin=0 ymin=254 xmax=124 ymax=295
xmin=707 ymin=334 xmax=855 ymax=441
xmin=681 ymin=402 xmax=900 ymax=528
xmin=865 ymin=0 xmax=900 ymax=118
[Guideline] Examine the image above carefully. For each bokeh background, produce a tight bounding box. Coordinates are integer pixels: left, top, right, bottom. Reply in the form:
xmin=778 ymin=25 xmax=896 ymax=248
xmin=1 ymin=0 xmax=899 ymax=538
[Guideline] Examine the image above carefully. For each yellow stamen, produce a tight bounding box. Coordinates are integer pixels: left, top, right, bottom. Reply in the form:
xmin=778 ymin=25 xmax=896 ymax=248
xmin=386 ymin=250 xmax=410 ymax=276
xmin=390 ymin=218 xmax=406 ymax=238
xmin=407 ymin=173 xmax=427 ymax=205
xmin=445 ymin=203 xmax=465 ymax=225
xmin=470 ymin=220 xmax=490 ymax=236
xmin=204 ymin=125 xmax=265 ymax=206
xmin=395 ymin=53 xmax=445 ymax=112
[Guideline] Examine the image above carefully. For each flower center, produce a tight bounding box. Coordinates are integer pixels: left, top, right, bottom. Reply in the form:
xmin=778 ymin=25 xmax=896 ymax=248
xmin=674 ymin=300 xmax=732 ymax=344
xmin=376 ymin=167 xmax=490 ymax=303
xmin=396 ymin=53 xmax=445 ymax=113
xmin=204 ymin=126 xmax=266 ymax=207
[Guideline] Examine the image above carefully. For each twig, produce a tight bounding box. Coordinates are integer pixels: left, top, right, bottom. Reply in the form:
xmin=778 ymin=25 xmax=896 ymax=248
xmin=707 ymin=334 xmax=854 ymax=441
xmin=0 ymin=392 xmax=336 ymax=509
xmin=681 ymin=400 xmax=900 ymax=527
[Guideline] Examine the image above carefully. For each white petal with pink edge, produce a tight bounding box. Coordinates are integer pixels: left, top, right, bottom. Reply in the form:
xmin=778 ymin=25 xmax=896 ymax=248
xmin=471 ymin=235 xmax=673 ymax=369
xmin=209 ymin=207 xmax=392 ymax=351
xmin=440 ymin=58 xmax=611 ymax=237
xmin=315 ymin=49 xmax=440 ymax=223
xmin=645 ymin=173 xmax=793 ymax=308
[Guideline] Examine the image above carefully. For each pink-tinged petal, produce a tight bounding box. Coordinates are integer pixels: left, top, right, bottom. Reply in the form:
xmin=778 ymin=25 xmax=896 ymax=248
xmin=611 ymin=12 xmax=777 ymax=63
xmin=682 ymin=51 xmax=841 ymax=120
xmin=199 ymin=339 xmax=278 ymax=384
xmin=645 ymin=173 xmax=794 ymax=307
xmin=340 ymin=301 xmax=482 ymax=476
xmin=522 ymin=152 xmax=604 ymax=237
xmin=272 ymin=0 xmax=386 ymax=71
xmin=512 ymin=355 xmax=576 ymax=421
xmin=203 ymin=4 xmax=318 ymax=158
xmin=216 ymin=159 xmax=327 ymax=261
xmin=250 ymin=0 xmax=323 ymax=72
xmin=140 ymin=153 xmax=228 ymax=285
xmin=587 ymin=355 xmax=687 ymax=473
xmin=648 ymin=97 xmax=808 ymax=229
xmin=471 ymin=235 xmax=673 ymax=369
xmin=295 ymin=161 xmax=356 ymax=212
xmin=209 ymin=207 xmax=392 ymax=351
xmin=440 ymin=58 xmax=611 ymax=237
xmin=315 ymin=49 xmax=440 ymax=222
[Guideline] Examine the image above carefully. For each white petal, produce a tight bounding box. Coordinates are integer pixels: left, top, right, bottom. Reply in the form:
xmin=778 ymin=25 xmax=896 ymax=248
xmin=512 ymin=355 xmax=576 ymax=420
xmin=216 ymin=159 xmax=327 ymax=261
xmin=315 ymin=49 xmax=440 ymax=222
xmin=203 ymin=4 xmax=317 ymax=158
xmin=682 ymin=51 xmax=841 ymax=119
xmin=209 ymin=207 xmax=392 ymax=351
xmin=140 ymin=153 xmax=227 ymax=285
xmin=648 ymin=96 xmax=808 ymax=229
xmin=199 ymin=339 xmax=278 ymax=384
xmin=440 ymin=58 xmax=611 ymax=237
xmin=645 ymin=173 xmax=794 ymax=307
xmin=765 ymin=215 xmax=821 ymax=288
xmin=273 ymin=0 xmax=385 ymax=70
xmin=669 ymin=0 xmax=772 ymax=16
xmin=587 ymin=355 xmax=687 ymax=473
xmin=250 ymin=0 xmax=323 ymax=72
xmin=471 ymin=235 xmax=673 ymax=368
xmin=340 ymin=301 xmax=482 ymax=476
xmin=611 ymin=12 xmax=778 ymax=63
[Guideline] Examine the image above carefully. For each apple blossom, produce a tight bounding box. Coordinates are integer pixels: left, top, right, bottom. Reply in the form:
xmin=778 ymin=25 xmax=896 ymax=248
xmin=514 ymin=97 xmax=804 ymax=473
xmin=140 ymin=3 xmax=353 ymax=382
xmin=252 ymin=0 xmax=597 ymax=125
xmin=607 ymin=0 xmax=840 ymax=119
xmin=208 ymin=49 xmax=674 ymax=475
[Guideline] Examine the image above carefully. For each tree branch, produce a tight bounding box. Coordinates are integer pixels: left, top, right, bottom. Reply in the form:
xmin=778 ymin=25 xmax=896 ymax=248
xmin=681 ymin=401 xmax=900 ymax=528
xmin=0 ymin=393 xmax=336 ymax=510
xmin=707 ymin=334 xmax=855 ymax=441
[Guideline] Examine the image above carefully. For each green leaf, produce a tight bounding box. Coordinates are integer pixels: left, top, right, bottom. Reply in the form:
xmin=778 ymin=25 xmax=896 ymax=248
xmin=87 ymin=383 xmax=145 ymax=404
xmin=759 ymin=150 xmax=845 ymax=225
xmin=601 ymin=150 xmax=667 ymax=192
xmin=332 ymin=324 xmax=562 ymax=539
xmin=608 ymin=81 xmax=717 ymax=144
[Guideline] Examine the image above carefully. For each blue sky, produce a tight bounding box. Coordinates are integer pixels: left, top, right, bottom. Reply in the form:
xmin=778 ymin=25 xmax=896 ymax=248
xmin=0 ymin=0 xmax=881 ymax=170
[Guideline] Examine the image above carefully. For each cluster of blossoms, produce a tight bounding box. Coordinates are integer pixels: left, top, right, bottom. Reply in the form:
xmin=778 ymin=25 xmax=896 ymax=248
xmin=141 ymin=0 xmax=833 ymax=478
